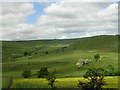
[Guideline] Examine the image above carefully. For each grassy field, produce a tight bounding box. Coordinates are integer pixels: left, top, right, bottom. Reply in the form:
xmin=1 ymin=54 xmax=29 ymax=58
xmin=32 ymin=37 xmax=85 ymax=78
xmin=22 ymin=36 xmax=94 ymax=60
xmin=2 ymin=35 xmax=119 ymax=88
xmin=11 ymin=76 xmax=118 ymax=88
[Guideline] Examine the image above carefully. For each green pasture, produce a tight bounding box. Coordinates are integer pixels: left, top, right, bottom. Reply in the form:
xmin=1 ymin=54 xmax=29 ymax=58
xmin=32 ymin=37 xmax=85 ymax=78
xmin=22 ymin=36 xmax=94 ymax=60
xmin=2 ymin=35 xmax=119 ymax=88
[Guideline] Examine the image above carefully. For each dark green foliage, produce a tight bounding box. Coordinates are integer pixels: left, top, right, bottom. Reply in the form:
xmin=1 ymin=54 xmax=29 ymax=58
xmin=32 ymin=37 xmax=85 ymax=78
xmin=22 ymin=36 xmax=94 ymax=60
xmin=38 ymin=68 xmax=49 ymax=78
xmin=28 ymin=52 xmax=31 ymax=56
xmin=46 ymin=71 xmax=57 ymax=88
xmin=24 ymin=52 xmax=28 ymax=56
xmin=78 ymin=68 xmax=106 ymax=89
xmin=22 ymin=70 xmax=31 ymax=78
xmin=45 ymin=51 xmax=48 ymax=54
xmin=24 ymin=52 xmax=31 ymax=56
xmin=104 ymin=65 xmax=117 ymax=76
xmin=34 ymin=52 xmax=37 ymax=54
xmin=94 ymin=54 xmax=100 ymax=61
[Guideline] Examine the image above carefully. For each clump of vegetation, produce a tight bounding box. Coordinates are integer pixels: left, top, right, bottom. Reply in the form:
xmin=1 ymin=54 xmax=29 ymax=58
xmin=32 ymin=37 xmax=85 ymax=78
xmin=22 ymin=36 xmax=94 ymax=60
xmin=24 ymin=52 xmax=31 ymax=56
xmin=76 ymin=58 xmax=91 ymax=68
xmin=46 ymin=71 xmax=57 ymax=89
xmin=22 ymin=70 xmax=31 ymax=78
xmin=38 ymin=67 xmax=49 ymax=78
xmin=78 ymin=67 xmax=106 ymax=89
xmin=45 ymin=51 xmax=48 ymax=54
xmin=94 ymin=54 xmax=100 ymax=61
xmin=104 ymin=65 xmax=118 ymax=76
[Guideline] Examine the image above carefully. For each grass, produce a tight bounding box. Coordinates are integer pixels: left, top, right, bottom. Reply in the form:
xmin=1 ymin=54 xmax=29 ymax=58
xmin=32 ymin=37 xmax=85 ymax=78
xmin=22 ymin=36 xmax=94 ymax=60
xmin=11 ymin=76 xmax=119 ymax=88
xmin=2 ymin=77 xmax=11 ymax=88
xmin=2 ymin=35 xmax=119 ymax=88
xmin=2 ymin=51 xmax=118 ymax=77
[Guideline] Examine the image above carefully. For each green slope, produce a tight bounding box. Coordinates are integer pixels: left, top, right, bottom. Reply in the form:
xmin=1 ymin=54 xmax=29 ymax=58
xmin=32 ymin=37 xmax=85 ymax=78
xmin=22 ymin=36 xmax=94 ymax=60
xmin=69 ymin=35 xmax=118 ymax=52
xmin=2 ymin=35 xmax=118 ymax=88
xmin=2 ymin=35 xmax=118 ymax=62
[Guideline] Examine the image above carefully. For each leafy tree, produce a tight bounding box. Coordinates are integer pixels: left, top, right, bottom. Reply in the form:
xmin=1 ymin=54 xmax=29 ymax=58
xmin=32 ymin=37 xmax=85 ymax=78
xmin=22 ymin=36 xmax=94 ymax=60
xmin=94 ymin=54 xmax=100 ymax=61
xmin=78 ymin=68 xmax=106 ymax=89
xmin=38 ymin=68 xmax=49 ymax=78
xmin=24 ymin=52 xmax=28 ymax=56
xmin=104 ymin=65 xmax=115 ymax=76
xmin=22 ymin=70 xmax=31 ymax=78
xmin=34 ymin=52 xmax=37 ymax=54
xmin=46 ymin=71 xmax=57 ymax=88
xmin=45 ymin=51 xmax=48 ymax=54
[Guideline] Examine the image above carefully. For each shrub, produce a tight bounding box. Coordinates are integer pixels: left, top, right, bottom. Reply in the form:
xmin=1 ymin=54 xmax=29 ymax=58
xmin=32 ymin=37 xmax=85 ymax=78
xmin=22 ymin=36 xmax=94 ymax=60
xmin=22 ymin=70 xmax=31 ymax=78
xmin=24 ymin=52 xmax=28 ymax=56
xmin=38 ymin=68 xmax=49 ymax=78
xmin=104 ymin=65 xmax=116 ymax=76
xmin=94 ymin=54 xmax=100 ymax=61
xmin=78 ymin=67 xmax=106 ymax=89
xmin=45 ymin=51 xmax=48 ymax=54
xmin=76 ymin=59 xmax=91 ymax=68
xmin=46 ymin=71 xmax=57 ymax=88
xmin=24 ymin=52 xmax=31 ymax=56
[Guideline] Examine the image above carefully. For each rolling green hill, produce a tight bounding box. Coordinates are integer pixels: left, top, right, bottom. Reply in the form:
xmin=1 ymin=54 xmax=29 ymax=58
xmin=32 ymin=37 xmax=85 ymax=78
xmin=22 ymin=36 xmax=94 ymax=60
xmin=70 ymin=35 xmax=118 ymax=52
xmin=2 ymin=35 xmax=118 ymax=62
xmin=2 ymin=35 xmax=119 ymax=88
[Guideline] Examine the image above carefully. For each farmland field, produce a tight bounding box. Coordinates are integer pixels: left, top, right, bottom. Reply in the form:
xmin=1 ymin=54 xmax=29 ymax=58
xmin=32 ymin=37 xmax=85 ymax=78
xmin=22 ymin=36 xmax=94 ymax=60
xmin=2 ymin=35 xmax=119 ymax=89
xmin=11 ymin=77 xmax=118 ymax=88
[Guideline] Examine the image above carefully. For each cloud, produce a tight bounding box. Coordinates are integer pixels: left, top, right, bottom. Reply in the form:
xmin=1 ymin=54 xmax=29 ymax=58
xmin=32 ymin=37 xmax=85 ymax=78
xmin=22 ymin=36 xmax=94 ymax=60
xmin=1 ymin=0 xmax=119 ymax=2
xmin=1 ymin=2 xmax=36 ymax=40
xmin=1 ymin=1 xmax=118 ymax=40
xmin=2 ymin=3 xmax=35 ymax=26
xmin=36 ymin=2 xmax=118 ymax=39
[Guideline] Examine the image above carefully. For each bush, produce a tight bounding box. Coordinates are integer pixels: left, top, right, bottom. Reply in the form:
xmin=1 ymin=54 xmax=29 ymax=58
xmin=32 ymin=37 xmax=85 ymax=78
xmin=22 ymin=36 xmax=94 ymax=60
xmin=46 ymin=71 xmax=57 ymax=88
xmin=45 ymin=51 xmax=48 ymax=54
xmin=94 ymin=54 xmax=100 ymax=61
xmin=78 ymin=67 xmax=106 ymax=89
xmin=104 ymin=65 xmax=117 ymax=76
xmin=38 ymin=68 xmax=49 ymax=78
xmin=22 ymin=70 xmax=31 ymax=78
xmin=24 ymin=52 xmax=31 ymax=56
xmin=24 ymin=52 xmax=28 ymax=56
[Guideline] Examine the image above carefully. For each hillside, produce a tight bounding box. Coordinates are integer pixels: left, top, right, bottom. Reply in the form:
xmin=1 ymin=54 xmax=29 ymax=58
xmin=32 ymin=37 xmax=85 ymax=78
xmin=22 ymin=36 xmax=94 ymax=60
xmin=2 ymin=35 xmax=119 ymax=88
xmin=2 ymin=35 xmax=118 ymax=62
xmin=70 ymin=35 xmax=118 ymax=52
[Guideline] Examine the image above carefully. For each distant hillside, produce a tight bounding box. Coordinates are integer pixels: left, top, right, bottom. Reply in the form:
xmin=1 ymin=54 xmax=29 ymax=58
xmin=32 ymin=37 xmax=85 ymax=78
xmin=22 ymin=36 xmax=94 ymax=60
xmin=2 ymin=35 xmax=118 ymax=62
xmin=69 ymin=35 xmax=118 ymax=52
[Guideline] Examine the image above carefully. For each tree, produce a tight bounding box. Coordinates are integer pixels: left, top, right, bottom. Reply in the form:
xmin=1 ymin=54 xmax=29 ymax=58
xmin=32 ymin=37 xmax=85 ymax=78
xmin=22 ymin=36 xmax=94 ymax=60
xmin=46 ymin=71 xmax=57 ymax=89
xmin=78 ymin=68 xmax=106 ymax=89
xmin=22 ymin=70 xmax=31 ymax=78
xmin=45 ymin=51 xmax=48 ymax=54
xmin=104 ymin=65 xmax=115 ymax=76
xmin=38 ymin=67 xmax=49 ymax=78
xmin=24 ymin=52 xmax=28 ymax=56
xmin=94 ymin=54 xmax=100 ymax=61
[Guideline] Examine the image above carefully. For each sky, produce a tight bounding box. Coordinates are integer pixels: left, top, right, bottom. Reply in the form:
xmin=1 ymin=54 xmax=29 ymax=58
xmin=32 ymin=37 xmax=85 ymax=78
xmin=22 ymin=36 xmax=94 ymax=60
xmin=0 ymin=0 xmax=119 ymax=40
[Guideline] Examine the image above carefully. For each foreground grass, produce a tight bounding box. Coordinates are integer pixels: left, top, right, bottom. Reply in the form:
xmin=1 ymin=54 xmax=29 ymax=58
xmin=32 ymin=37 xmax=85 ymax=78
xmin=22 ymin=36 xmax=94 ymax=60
xmin=11 ymin=76 xmax=118 ymax=88
xmin=2 ymin=77 xmax=11 ymax=88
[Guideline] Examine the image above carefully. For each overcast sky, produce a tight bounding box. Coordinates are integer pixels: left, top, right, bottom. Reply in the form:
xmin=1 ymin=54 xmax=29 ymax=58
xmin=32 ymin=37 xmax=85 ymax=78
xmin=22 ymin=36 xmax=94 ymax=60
xmin=0 ymin=0 xmax=119 ymax=40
